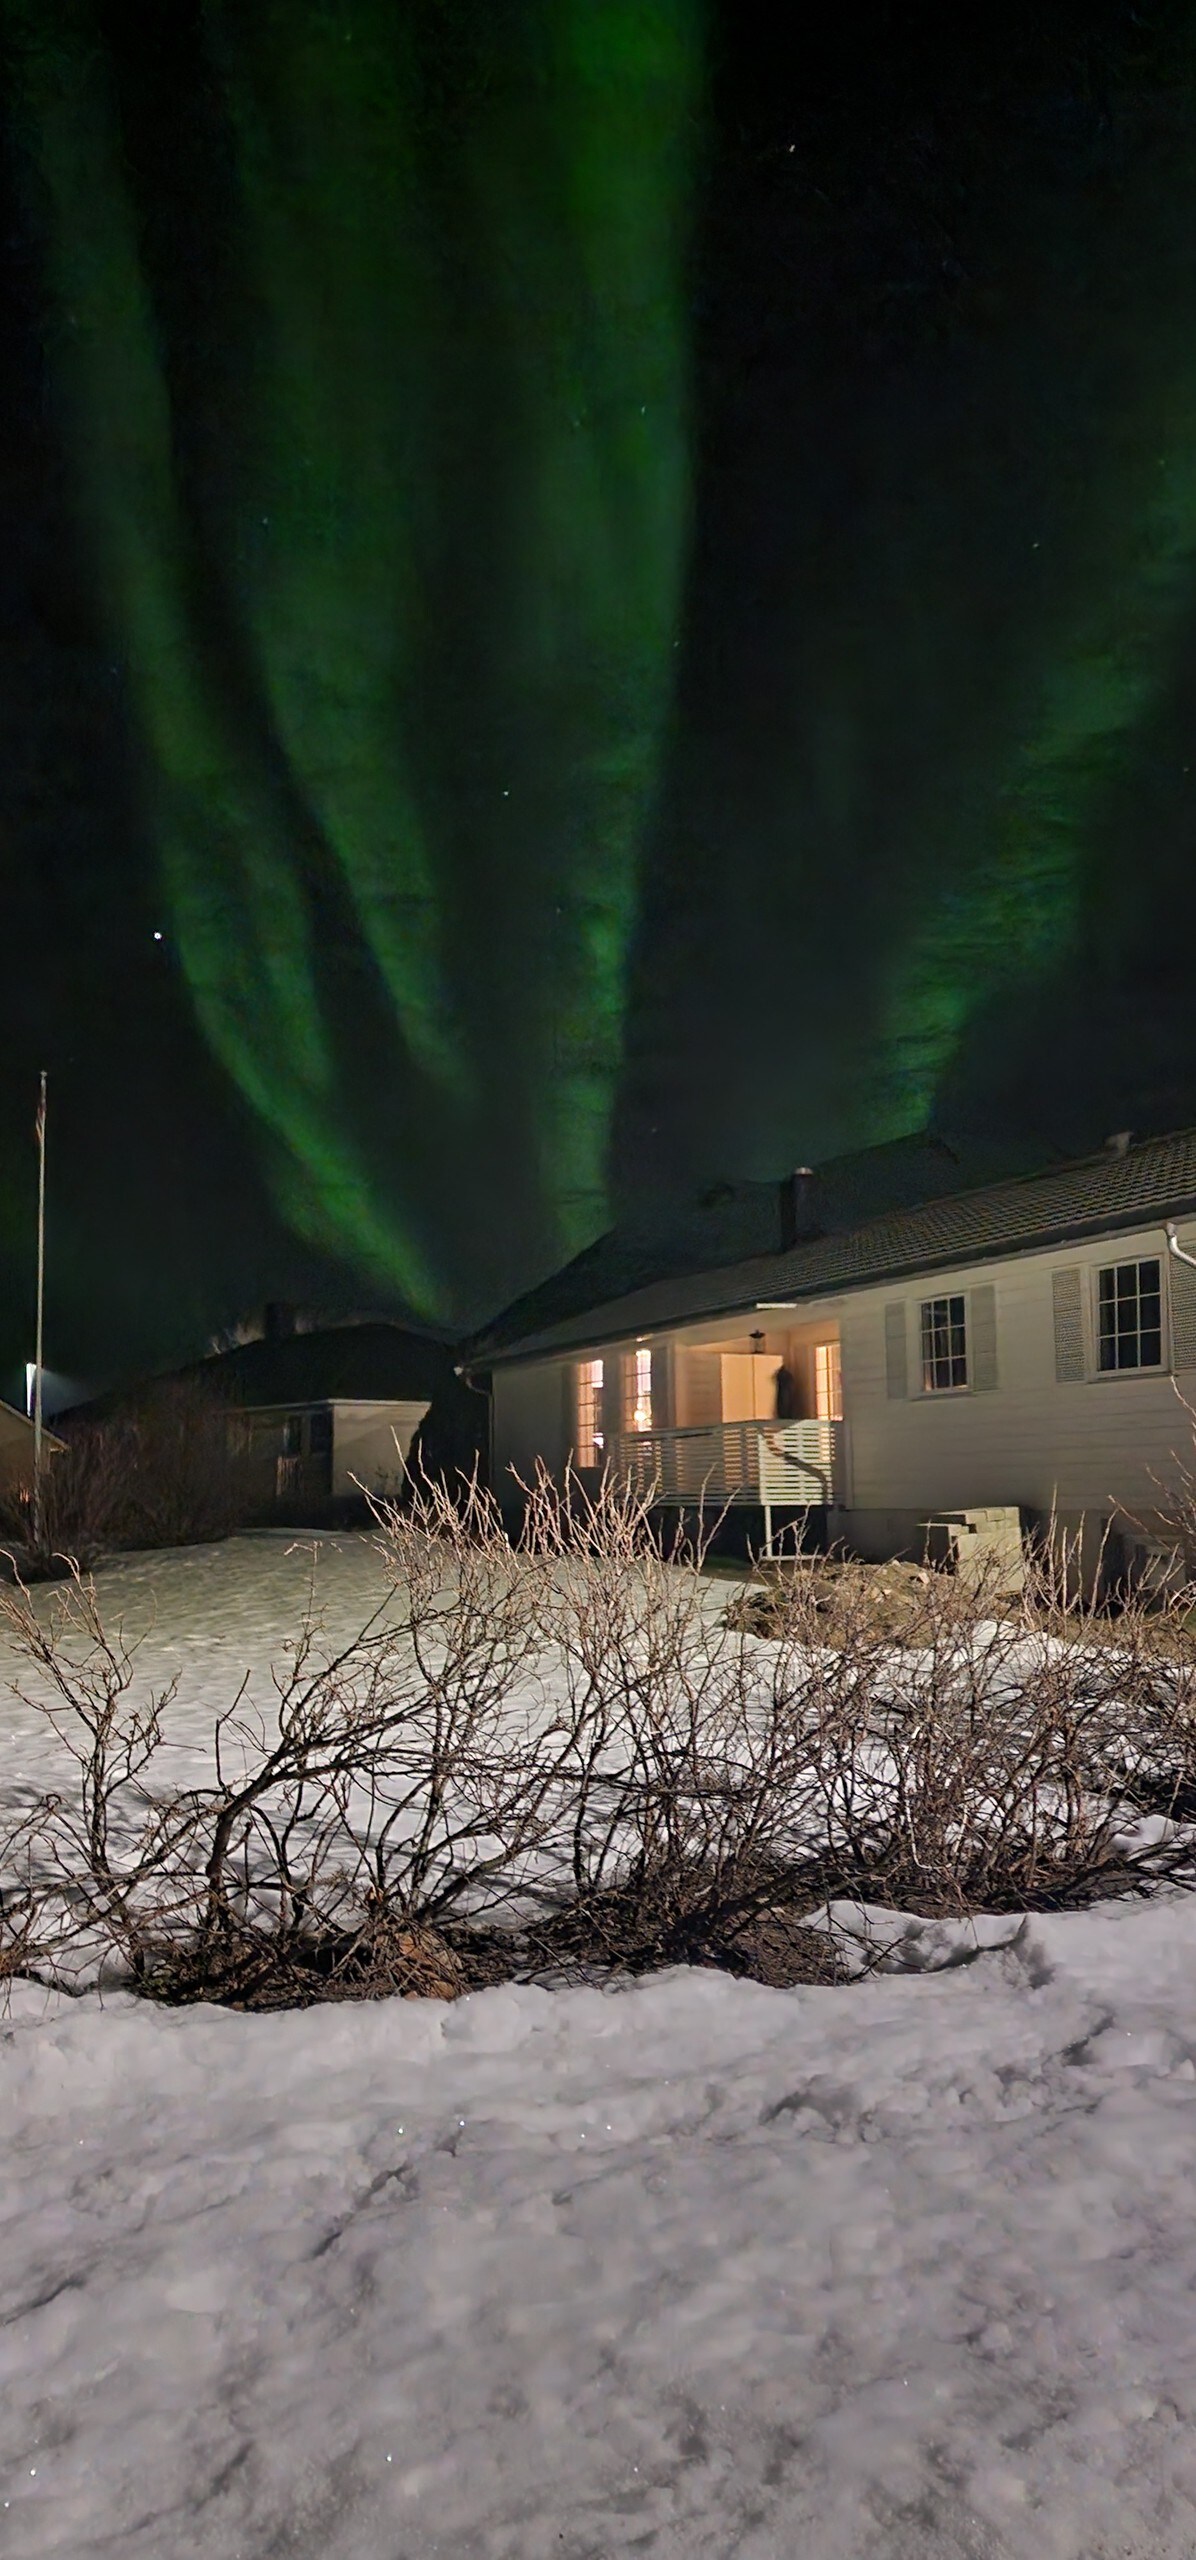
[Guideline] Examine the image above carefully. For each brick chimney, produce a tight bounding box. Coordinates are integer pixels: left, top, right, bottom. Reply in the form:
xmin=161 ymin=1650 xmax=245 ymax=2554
xmin=778 ymin=1167 xmax=818 ymax=1252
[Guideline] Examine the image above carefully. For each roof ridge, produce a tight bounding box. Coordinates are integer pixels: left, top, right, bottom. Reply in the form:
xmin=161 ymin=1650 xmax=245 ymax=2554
xmin=475 ymin=1124 xmax=1196 ymax=1367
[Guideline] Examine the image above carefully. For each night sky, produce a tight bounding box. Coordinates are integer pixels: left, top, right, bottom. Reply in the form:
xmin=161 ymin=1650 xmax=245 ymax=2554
xmin=3 ymin=0 xmax=1195 ymax=1392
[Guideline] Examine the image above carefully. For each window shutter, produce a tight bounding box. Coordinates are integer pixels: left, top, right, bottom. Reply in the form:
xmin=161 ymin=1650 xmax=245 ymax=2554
xmin=1169 ymin=1237 xmax=1196 ymax=1372
xmin=1052 ymin=1268 xmax=1086 ymax=1381
xmin=884 ymin=1302 xmax=908 ymax=1400
xmin=969 ymin=1284 xmax=998 ymax=1391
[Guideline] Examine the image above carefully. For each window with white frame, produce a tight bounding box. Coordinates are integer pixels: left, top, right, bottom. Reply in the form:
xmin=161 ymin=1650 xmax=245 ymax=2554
xmin=574 ymin=1357 xmax=604 ymax=1465
xmin=1097 ymin=1257 xmax=1163 ymax=1372
xmin=813 ymin=1339 xmax=842 ymax=1421
xmin=623 ymin=1345 xmax=653 ymax=1433
xmin=920 ymin=1294 xmax=968 ymax=1392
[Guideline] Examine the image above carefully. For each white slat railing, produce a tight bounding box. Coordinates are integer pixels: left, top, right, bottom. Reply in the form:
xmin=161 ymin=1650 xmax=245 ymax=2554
xmin=608 ymin=1418 xmax=837 ymax=1508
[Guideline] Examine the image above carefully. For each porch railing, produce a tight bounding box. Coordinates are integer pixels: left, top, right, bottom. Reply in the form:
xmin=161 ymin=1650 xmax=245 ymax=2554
xmin=607 ymin=1417 xmax=839 ymax=1511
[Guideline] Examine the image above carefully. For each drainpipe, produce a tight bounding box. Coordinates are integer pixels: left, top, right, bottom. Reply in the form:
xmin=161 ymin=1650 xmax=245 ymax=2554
xmin=453 ymin=1358 xmax=495 ymax=1492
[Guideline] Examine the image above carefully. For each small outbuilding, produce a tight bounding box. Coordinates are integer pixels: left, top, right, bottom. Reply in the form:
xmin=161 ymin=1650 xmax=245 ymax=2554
xmin=185 ymin=1317 xmax=457 ymax=1524
xmin=0 ymin=1398 xmax=64 ymax=1506
xmin=62 ymin=1314 xmax=457 ymax=1528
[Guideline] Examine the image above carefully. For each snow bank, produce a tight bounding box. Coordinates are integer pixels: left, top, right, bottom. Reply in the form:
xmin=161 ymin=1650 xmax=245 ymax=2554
xmin=5 ymin=1892 xmax=1196 ymax=2556
xmin=5 ymin=1535 xmax=1196 ymax=2555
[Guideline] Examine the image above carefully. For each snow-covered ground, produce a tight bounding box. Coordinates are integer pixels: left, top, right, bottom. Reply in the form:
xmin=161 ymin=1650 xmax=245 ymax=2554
xmin=0 ymin=1531 xmax=407 ymax=1793
xmin=5 ymin=1534 xmax=1196 ymax=2557
xmin=6 ymin=1901 xmax=1196 ymax=2558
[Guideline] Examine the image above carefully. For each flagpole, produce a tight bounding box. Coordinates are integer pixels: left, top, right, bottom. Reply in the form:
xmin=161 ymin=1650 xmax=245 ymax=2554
xmin=32 ymin=1071 xmax=46 ymax=1548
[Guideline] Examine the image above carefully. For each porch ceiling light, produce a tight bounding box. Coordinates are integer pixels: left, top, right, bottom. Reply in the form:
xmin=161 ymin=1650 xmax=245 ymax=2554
xmin=755 ymin=1301 xmax=798 ymax=1309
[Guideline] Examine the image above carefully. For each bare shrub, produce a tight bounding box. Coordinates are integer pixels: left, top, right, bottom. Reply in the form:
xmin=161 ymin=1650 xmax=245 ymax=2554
xmin=518 ymin=1463 xmax=831 ymax=1964
xmin=0 ymin=1565 xmax=198 ymax=1983
xmin=3 ymin=1475 xmax=1195 ymax=2009
xmin=727 ymin=1554 xmax=939 ymax=1649
xmin=1018 ymin=1513 xmax=1196 ymax=1828
xmin=1 ymin=1375 xmax=256 ymax=1583
xmin=184 ymin=1475 xmax=564 ymax=1956
xmin=0 ymin=1476 xmax=571 ymax=2001
xmin=115 ymin=1375 xmax=254 ymax=1550
xmin=1113 ymin=1381 xmax=1196 ymax=1601
xmin=757 ymin=1547 xmax=1195 ymax=1913
xmin=0 ymin=1422 xmax=133 ymax=1578
xmin=138 ymin=1910 xmax=468 ymax=2010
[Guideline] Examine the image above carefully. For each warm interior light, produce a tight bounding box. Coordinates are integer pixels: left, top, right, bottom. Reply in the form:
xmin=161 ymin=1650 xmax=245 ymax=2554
xmin=814 ymin=1339 xmax=842 ymax=1421
xmin=574 ymin=1356 xmax=604 ymax=1465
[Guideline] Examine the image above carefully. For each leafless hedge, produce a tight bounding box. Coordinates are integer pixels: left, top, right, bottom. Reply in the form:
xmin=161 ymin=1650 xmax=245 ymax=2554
xmin=1 ymin=1376 xmax=256 ymax=1579
xmin=2 ymin=1467 xmax=1195 ymax=2006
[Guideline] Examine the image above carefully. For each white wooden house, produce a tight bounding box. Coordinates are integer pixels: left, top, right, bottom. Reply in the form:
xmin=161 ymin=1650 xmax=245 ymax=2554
xmin=465 ymin=1131 xmax=1196 ymax=1588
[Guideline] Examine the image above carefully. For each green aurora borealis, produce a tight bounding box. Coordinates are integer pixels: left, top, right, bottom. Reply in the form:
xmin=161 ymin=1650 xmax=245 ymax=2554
xmin=10 ymin=0 xmax=701 ymax=1315
xmin=6 ymin=2 xmax=1196 ymax=1357
xmin=876 ymin=407 xmax=1196 ymax=1139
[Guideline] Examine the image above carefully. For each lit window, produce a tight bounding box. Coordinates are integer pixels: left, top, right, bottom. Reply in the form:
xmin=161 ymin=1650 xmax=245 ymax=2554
xmin=574 ymin=1358 xmax=604 ymax=1466
xmin=1097 ymin=1258 xmax=1162 ymax=1372
xmin=624 ymin=1346 xmax=653 ymax=1433
xmin=813 ymin=1339 xmax=842 ymax=1421
xmin=920 ymin=1295 xmax=968 ymax=1392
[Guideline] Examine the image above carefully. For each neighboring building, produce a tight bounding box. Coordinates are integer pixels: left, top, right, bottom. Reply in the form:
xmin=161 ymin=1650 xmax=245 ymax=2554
xmin=464 ymin=1129 xmax=1196 ymax=1588
xmin=64 ymin=1314 xmax=456 ymax=1527
xmin=0 ymin=1398 xmax=64 ymax=1504
xmin=207 ymin=1319 xmax=455 ymax=1523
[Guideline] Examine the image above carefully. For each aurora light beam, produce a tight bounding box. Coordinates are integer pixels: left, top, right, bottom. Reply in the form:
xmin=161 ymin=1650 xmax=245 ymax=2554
xmin=10 ymin=0 xmax=702 ymax=1315
xmin=874 ymin=397 xmax=1196 ymax=1139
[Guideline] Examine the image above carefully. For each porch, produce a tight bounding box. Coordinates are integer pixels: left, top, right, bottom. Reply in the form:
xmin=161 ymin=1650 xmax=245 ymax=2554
xmin=607 ymin=1416 xmax=841 ymax=1553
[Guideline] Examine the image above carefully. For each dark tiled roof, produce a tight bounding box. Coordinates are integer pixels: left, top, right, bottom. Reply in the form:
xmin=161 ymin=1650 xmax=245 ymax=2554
xmin=470 ymin=1131 xmax=1053 ymax=1363
xmin=193 ymin=1323 xmax=455 ymax=1408
xmin=467 ymin=1183 xmax=787 ymax=1359
xmin=63 ymin=1325 xmax=455 ymax=1424
xmin=473 ymin=1130 xmax=1196 ymax=1367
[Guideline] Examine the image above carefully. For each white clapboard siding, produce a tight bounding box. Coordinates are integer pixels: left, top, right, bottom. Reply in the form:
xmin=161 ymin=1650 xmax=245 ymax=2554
xmin=969 ymin=1283 xmax=998 ymax=1391
xmin=841 ymin=1221 xmax=1196 ymax=1519
xmin=331 ymin=1400 xmax=430 ymax=1498
xmin=492 ymin=1358 xmax=574 ymax=1488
